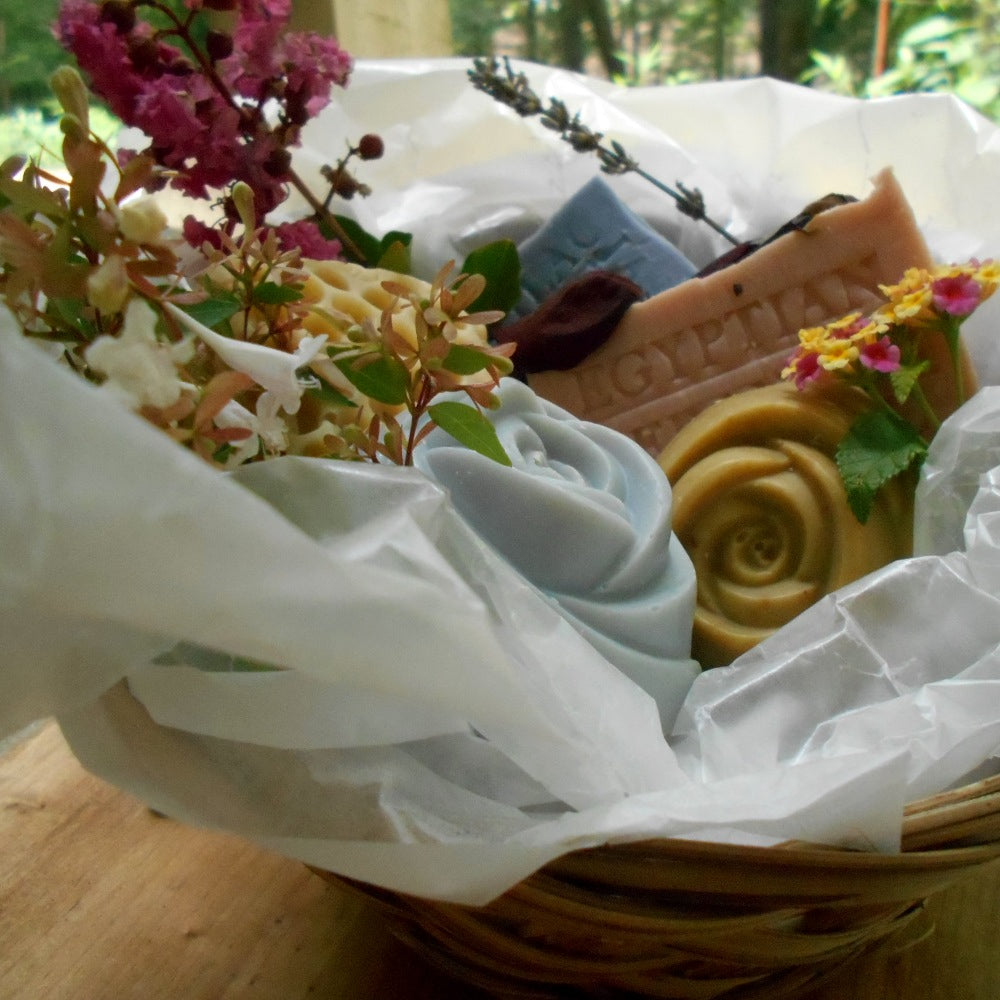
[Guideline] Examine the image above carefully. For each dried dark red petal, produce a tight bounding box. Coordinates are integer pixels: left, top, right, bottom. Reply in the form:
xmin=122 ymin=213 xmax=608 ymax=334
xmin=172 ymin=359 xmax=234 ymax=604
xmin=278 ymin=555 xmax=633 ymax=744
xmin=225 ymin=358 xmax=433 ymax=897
xmin=494 ymin=271 xmax=644 ymax=376
xmin=263 ymin=147 xmax=293 ymax=178
xmin=205 ymin=29 xmax=234 ymax=62
xmin=695 ymin=241 xmax=759 ymax=277
xmin=99 ymin=1 xmax=135 ymax=34
xmin=696 ymin=193 xmax=857 ymax=277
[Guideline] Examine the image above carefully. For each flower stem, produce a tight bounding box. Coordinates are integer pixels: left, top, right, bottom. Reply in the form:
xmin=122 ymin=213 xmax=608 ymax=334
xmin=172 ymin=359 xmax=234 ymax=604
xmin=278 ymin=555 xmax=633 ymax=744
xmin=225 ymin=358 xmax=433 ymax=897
xmin=632 ymin=165 xmax=739 ymax=245
xmin=907 ymin=380 xmax=941 ymax=436
xmin=286 ymin=170 xmax=366 ymax=263
xmin=404 ymin=374 xmax=434 ymax=465
xmin=468 ymin=56 xmax=739 ymax=246
xmin=941 ymin=315 xmax=966 ymax=408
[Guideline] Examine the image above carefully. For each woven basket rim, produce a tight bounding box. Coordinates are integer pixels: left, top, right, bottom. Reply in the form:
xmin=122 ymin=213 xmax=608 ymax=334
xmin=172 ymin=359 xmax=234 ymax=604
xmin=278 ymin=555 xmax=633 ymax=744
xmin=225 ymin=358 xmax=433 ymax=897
xmin=561 ymin=832 xmax=1000 ymax=870
xmin=319 ymin=773 xmax=1000 ymax=1000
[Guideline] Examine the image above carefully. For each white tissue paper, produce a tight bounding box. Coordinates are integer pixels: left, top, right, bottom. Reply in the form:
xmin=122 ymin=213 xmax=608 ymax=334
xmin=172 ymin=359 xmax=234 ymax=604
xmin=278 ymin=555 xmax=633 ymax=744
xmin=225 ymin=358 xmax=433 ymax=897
xmin=4 ymin=61 xmax=1000 ymax=905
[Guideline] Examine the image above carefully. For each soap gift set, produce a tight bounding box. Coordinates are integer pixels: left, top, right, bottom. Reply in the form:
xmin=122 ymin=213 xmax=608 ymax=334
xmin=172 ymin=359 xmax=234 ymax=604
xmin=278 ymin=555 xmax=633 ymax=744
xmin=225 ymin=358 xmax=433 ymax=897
xmin=4 ymin=58 xmax=1000 ymax=997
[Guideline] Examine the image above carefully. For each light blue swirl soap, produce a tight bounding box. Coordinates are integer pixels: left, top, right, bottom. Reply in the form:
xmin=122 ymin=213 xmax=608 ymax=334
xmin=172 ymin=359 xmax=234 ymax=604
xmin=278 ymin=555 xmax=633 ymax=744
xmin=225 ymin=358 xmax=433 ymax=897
xmin=506 ymin=176 xmax=697 ymax=323
xmin=413 ymin=380 xmax=699 ymax=730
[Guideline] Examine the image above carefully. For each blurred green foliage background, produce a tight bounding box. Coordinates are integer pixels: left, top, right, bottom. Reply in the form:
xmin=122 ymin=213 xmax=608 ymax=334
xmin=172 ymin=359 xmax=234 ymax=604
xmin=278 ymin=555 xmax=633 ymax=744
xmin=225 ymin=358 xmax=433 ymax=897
xmin=2 ymin=0 xmax=997 ymax=164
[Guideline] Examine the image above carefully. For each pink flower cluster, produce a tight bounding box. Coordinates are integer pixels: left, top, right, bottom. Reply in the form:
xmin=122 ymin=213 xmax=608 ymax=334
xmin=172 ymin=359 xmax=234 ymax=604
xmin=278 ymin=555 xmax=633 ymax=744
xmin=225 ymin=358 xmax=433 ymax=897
xmin=931 ymin=272 xmax=982 ymax=316
xmin=56 ymin=0 xmax=351 ymax=223
xmin=782 ymin=260 xmax=998 ymax=411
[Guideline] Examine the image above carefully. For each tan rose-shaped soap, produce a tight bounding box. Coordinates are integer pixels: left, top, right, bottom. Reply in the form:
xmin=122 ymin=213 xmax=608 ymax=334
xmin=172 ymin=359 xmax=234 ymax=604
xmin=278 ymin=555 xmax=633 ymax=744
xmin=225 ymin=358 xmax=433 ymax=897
xmin=658 ymin=383 xmax=913 ymax=669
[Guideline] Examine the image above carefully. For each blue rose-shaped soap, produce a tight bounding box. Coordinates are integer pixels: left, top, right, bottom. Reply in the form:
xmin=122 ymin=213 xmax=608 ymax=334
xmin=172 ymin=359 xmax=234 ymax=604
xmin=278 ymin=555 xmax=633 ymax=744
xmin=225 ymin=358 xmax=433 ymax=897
xmin=413 ymin=380 xmax=699 ymax=729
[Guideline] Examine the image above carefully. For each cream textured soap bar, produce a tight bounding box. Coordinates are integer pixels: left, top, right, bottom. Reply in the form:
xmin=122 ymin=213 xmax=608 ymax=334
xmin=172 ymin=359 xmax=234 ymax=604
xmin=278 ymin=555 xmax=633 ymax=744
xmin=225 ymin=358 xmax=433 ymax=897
xmin=529 ymin=169 xmax=969 ymax=456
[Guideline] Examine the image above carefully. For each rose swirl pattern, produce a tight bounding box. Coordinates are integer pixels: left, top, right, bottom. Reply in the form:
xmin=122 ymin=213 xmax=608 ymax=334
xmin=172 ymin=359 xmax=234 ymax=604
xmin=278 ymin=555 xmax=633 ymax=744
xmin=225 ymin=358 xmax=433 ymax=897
xmin=658 ymin=382 xmax=913 ymax=669
xmin=413 ymin=379 xmax=700 ymax=729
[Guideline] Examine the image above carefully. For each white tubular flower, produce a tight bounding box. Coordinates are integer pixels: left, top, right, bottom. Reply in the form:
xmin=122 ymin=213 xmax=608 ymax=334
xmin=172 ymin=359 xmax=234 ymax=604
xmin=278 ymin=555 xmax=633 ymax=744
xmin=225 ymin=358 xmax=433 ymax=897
xmin=166 ymin=302 xmax=327 ymax=416
xmin=213 ymin=399 xmax=289 ymax=467
xmin=85 ymin=298 xmax=194 ymax=409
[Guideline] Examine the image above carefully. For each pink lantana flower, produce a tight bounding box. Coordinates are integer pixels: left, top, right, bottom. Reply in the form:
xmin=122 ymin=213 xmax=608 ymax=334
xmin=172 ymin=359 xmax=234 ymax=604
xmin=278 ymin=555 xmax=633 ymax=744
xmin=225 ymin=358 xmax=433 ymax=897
xmin=931 ymin=273 xmax=982 ymax=316
xmin=859 ymin=335 xmax=901 ymax=373
xmin=826 ymin=311 xmax=868 ymax=339
xmin=782 ymin=349 xmax=823 ymax=389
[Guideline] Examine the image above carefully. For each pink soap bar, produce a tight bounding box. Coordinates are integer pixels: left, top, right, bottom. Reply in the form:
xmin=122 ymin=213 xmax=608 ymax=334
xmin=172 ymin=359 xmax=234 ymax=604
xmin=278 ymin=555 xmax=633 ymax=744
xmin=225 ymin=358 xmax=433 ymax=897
xmin=529 ymin=169 xmax=944 ymax=456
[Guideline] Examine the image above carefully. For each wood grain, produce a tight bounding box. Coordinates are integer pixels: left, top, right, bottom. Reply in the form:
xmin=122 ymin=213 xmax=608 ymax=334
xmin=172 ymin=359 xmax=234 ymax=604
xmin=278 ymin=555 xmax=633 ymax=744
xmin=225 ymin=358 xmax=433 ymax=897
xmin=2 ymin=723 xmax=998 ymax=1000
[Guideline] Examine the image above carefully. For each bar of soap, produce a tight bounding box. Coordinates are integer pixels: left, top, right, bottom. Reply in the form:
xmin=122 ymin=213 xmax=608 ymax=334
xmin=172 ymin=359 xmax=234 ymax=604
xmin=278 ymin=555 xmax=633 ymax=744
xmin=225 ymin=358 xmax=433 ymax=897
xmin=506 ymin=176 xmax=697 ymax=323
xmin=412 ymin=379 xmax=699 ymax=729
xmin=658 ymin=382 xmax=914 ymax=668
xmin=529 ymin=169 xmax=975 ymax=456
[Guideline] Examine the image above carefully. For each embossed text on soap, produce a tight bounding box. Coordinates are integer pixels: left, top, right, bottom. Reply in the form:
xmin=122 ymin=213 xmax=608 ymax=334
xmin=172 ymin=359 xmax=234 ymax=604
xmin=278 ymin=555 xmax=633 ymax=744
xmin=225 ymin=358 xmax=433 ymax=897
xmin=529 ymin=171 xmax=934 ymax=457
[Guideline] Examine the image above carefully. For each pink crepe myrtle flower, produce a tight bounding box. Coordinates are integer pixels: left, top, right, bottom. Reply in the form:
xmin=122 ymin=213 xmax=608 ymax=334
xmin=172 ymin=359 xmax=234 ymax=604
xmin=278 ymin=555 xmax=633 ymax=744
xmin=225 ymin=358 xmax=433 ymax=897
xmin=183 ymin=216 xmax=225 ymax=251
xmin=271 ymin=220 xmax=342 ymax=260
xmin=56 ymin=0 xmax=352 ymax=222
xmin=281 ymin=33 xmax=353 ymax=118
xmin=55 ymin=0 xmax=189 ymax=122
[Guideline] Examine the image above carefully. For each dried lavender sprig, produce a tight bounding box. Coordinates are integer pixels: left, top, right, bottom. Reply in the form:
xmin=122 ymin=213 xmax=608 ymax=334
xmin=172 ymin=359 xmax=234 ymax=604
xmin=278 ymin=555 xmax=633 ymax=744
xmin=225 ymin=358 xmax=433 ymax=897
xmin=468 ymin=56 xmax=739 ymax=246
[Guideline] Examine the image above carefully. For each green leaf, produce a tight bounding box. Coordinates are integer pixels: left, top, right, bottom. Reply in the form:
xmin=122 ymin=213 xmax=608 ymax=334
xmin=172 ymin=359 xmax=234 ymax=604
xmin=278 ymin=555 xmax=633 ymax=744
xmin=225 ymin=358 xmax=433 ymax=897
xmin=307 ymin=379 xmax=355 ymax=408
xmin=328 ymin=214 xmax=382 ymax=265
xmin=212 ymin=442 xmax=236 ymax=464
xmin=441 ymin=343 xmax=499 ymax=375
xmin=334 ymin=353 xmax=410 ymax=405
xmin=0 ymin=172 xmax=67 ymax=218
xmin=836 ymin=409 xmax=927 ymax=524
xmin=252 ymin=280 xmax=304 ymax=305
xmin=376 ymin=235 xmax=412 ymax=273
xmin=889 ymin=360 xmax=930 ymax=404
xmin=460 ymin=239 xmax=521 ymax=317
xmin=230 ymin=656 xmax=283 ymax=673
xmin=184 ymin=293 xmax=241 ymax=331
xmin=51 ymin=296 xmax=96 ymax=337
xmin=427 ymin=400 xmax=512 ymax=466
xmin=321 ymin=215 xmax=413 ymax=271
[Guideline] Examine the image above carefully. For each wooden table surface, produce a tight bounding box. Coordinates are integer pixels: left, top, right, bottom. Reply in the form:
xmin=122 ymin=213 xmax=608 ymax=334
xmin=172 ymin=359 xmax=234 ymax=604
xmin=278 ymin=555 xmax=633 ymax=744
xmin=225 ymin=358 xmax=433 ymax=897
xmin=3 ymin=721 xmax=999 ymax=1000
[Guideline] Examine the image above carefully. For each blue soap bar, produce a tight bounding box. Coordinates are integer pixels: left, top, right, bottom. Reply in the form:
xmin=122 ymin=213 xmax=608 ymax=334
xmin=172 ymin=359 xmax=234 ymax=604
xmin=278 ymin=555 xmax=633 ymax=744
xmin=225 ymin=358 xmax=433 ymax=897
xmin=508 ymin=176 xmax=696 ymax=322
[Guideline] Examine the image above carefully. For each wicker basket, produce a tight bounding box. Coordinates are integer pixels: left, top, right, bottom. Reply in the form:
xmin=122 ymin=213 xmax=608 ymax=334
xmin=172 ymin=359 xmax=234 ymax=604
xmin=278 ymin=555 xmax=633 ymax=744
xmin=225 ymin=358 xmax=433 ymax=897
xmin=318 ymin=772 xmax=1000 ymax=1000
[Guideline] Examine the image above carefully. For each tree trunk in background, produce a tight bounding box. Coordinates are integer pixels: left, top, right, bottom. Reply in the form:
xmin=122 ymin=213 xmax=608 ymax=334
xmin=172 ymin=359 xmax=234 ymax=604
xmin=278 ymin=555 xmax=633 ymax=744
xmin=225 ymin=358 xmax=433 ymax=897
xmin=524 ymin=0 xmax=539 ymax=63
xmin=758 ymin=0 xmax=817 ymax=81
xmin=557 ymin=0 xmax=626 ymax=77
xmin=712 ymin=0 xmax=727 ymax=79
xmin=0 ymin=22 xmax=8 ymax=112
xmin=584 ymin=0 xmax=627 ymax=78
xmin=558 ymin=0 xmax=587 ymax=71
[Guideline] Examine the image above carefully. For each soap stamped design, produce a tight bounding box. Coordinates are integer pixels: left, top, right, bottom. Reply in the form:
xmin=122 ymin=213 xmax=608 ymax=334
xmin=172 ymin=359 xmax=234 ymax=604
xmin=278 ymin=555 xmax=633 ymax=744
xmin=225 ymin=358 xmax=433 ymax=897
xmin=597 ymin=261 xmax=887 ymax=454
xmin=510 ymin=176 xmax=696 ymax=323
xmin=529 ymin=170 xmax=934 ymax=456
